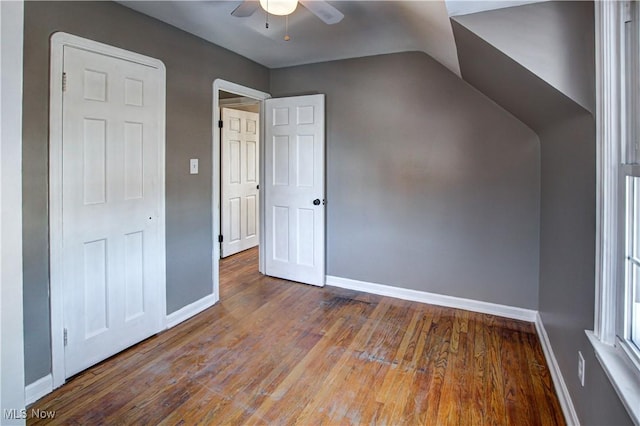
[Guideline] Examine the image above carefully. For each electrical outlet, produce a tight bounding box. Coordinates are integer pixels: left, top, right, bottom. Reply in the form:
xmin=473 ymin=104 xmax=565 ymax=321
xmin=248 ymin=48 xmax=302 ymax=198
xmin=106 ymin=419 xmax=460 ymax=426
xmin=578 ymin=351 xmax=585 ymax=387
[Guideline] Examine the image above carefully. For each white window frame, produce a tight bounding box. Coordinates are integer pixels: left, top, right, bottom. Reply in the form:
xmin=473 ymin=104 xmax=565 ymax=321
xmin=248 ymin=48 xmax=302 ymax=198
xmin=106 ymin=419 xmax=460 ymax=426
xmin=591 ymin=1 xmax=640 ymax=424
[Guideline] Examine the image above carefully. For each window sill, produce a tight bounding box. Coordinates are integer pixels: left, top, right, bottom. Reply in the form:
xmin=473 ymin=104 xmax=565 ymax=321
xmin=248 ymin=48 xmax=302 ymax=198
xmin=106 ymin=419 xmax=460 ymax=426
xmin=586 ymin=330 xmax=640 ymax=425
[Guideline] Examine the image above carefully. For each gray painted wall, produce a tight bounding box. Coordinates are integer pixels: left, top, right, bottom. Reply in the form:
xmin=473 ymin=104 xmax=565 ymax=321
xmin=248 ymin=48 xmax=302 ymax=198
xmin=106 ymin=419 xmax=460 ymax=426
xmin=538 ymin=115 xmax=632 ymax=426
xmin=453 ymin=1 xmax=595 ymax=114
xmin=22 ymin=4 xmax=620 ymax=423
xmin=271 ymin=51 xmax=541 ymax=309
xmin=453 ymin=3 xmax=634 ymax=424
xmin=22 ymin=1 xmax=269 ymax=384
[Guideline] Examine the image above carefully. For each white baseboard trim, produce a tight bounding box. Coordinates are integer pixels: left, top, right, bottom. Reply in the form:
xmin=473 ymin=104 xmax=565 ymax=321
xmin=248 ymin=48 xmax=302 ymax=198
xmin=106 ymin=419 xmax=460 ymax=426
xmin=325 ymin=275 xmax=537 ymax=322
xmin=166 ymin=294 xmax=217 ymax=329
xmin=25 ymin=374 xmax=53 ymax=405
xmin=535 ymin=313 xmax=580 ymax=426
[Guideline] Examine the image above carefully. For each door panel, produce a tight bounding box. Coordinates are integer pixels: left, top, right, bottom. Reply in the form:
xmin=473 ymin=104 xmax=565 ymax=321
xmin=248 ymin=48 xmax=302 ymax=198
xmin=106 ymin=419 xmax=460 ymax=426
xmin=124 ymin=231 xmax=145 ymax=321
xmin=265 ymin=95 xmax=325 ymax=286
xmin=82 ymin=239 xmax=108 ymax=338
xmin=62 ymin=45 xmax=163 ymax=377
xmin=221 ymin=108 xmax=260 ymax=257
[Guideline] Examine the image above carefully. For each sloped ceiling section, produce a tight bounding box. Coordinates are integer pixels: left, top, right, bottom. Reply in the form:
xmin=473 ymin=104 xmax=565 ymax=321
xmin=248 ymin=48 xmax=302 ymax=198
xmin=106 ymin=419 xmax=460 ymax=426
xmin=452 ymin=1 xmax=595 ymax=114
xmin=451 ymin=18 xmax=585 ymax=133
xmin=119 ymin=1 xmax=460 ymax=74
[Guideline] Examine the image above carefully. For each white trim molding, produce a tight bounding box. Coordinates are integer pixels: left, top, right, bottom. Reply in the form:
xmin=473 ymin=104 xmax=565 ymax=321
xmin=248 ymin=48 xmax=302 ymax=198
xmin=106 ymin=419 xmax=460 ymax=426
xmin=166 ymin=294 xmax=217 ymax=329
xmin=1 ymin=0 xmax=26 ymax=422
xmin=590 ymin=2 xmax=640 ymax=424
xmin=25 ymin=375 xmax=53 ymax=406
xmin=586 ymin=331 xmax=640 ymax=425
xmin=594 ymin=0 xmax=622 ymax=346
xmin=325 ymin=276 xmax=537 ymax=322
xmin=49 ymin=32 xmax=167 ymax=390
xmin=535 ymin=314 xmax=580 ymax=426
xmin=211 ymin=79 xmax=270 ymax=303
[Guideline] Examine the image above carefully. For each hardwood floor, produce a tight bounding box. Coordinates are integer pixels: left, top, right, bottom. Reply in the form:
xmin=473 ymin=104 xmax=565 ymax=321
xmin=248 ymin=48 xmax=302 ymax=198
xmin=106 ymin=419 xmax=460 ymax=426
xmin=28 ymin=247 xmax=564 ymax=425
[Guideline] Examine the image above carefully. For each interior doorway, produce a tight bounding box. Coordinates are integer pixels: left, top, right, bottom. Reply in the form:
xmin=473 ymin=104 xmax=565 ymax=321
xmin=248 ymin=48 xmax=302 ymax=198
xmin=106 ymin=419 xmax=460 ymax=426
xmin=212 ymin=80 xmax=270 ymax=302
xmin=219 ymin=93 xmax=260 ymax=258
xmin=212 ymin=80 xmax=327 ymax=302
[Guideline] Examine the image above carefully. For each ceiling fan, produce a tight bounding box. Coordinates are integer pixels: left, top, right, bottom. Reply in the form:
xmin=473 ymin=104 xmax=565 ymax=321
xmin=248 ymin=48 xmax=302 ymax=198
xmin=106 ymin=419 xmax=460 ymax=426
xmin=231 ymin=0 xmax=344 ymax=25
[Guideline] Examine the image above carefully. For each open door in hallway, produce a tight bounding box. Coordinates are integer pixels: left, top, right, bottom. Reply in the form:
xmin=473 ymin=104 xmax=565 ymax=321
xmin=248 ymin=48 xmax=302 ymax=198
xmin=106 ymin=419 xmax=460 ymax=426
xmin=221 ymin=107 xmax=260 ymax=257
xmin=264 ymin=94 xmax=325 ymax=287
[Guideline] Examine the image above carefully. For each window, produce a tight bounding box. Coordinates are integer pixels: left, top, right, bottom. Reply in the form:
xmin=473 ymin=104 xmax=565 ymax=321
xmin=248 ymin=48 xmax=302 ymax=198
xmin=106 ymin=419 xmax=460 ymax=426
xmin=625 ymin=177 xmax=640 ymax=353
xmin=591 ymin=1 xmax=640 ymax=423
xmin=622 ymin=0 xmax=640 ymax=354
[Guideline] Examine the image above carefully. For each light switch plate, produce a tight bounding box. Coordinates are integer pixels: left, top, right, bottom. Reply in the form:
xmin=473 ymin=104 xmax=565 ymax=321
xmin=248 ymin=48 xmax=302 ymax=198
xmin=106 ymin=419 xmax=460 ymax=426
xmin=190 ymin=158 xmax=198 ymax=174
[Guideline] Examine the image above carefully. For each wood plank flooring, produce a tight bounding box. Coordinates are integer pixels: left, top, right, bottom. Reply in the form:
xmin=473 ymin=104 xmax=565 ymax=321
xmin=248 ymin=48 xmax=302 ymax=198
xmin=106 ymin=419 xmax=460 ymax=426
xmin=28 ymin=247 xmax=564 ymax=425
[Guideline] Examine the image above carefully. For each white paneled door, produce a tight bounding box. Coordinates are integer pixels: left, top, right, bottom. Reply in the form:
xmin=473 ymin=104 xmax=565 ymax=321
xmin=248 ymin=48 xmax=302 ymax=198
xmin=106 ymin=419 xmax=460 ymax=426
xmin=61 ymin=45 xmax=164 ymax=377
xmin=265 ymin=95 xmax=325 ymax=286
xmin=221 ymin=108 xmax=260 ymax=257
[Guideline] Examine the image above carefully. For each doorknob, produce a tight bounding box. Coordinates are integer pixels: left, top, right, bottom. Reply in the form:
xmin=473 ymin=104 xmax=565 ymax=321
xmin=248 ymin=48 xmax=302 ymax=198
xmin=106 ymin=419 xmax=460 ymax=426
xmin=313 ymin=199 xmax=321 ymax=206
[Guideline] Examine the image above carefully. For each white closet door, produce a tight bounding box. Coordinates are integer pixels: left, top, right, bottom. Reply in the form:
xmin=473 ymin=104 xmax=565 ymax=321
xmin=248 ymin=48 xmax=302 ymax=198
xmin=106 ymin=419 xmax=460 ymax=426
xmin=62 ymin=45 xmax=164 ymax=377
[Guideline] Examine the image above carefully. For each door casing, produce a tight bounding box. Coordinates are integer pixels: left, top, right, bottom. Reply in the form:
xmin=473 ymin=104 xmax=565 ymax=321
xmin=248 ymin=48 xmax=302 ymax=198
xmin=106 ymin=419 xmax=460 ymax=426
xmin=49 ymin=32 xmax=167 ymax=389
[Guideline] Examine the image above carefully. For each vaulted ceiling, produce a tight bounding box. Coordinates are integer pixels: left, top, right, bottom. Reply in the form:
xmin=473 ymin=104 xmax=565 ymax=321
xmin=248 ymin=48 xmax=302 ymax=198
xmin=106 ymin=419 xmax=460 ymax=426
xmin=118 ymin=1 xmax=542 ymax=74
xmin=119 ymin=1 xmax=456 ymax=72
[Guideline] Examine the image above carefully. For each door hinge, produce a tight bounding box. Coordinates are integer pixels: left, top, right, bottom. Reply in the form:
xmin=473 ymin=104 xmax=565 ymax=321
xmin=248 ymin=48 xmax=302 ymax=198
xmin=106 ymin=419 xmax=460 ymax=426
xmin=218 ymin=235 xmax=223 ymax=243
xmin=218 ymin=120 xmax=223 ymax=129
xmin=63 ymin=328 xmax=68 ymax=346
xmin=623 ymin=1 xmax=632 ymax=23
xmin=62 ymin=72 xmax=67 ymax=92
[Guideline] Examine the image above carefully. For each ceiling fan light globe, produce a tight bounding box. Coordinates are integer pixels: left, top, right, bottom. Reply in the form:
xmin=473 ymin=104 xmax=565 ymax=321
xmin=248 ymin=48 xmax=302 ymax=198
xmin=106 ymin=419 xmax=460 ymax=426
xmin=259 ymin=0 xmax=298 ymax=16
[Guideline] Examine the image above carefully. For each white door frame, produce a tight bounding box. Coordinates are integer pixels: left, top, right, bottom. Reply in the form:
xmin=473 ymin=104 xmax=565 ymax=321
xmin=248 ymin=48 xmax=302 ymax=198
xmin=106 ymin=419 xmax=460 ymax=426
xmin=1 ymin=0 xmax=25 ymax=419
xmin=49 ymin=32 xmax=167 ymax=389
xmin=212 ymin=79 xmax=270 ymax=301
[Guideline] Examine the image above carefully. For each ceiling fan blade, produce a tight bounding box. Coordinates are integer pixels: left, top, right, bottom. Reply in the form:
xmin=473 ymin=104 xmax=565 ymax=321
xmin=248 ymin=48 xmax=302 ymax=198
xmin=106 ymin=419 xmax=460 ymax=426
xmin=299 ymin=0 xmax=344 ymax=25
xmin=231 ymin=0 xmax=259 ymax=18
